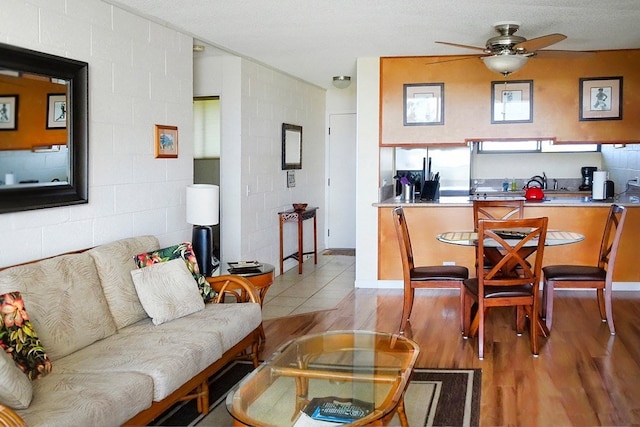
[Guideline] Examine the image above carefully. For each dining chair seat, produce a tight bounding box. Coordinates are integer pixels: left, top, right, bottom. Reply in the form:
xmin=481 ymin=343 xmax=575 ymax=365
xmin=463 ymin=278 xmax=533 ymax=298
xmin=542 ymin=265 xmax=606 ymax=281
xmin=412 ymin=266 xmax=469 ymax=281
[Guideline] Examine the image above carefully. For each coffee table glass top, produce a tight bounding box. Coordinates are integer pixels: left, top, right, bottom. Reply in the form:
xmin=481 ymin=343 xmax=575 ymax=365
xmin=226 ymin=330 xmax=419 ymax=426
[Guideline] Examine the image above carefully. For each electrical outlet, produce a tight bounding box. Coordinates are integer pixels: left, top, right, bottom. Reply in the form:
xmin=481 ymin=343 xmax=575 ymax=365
xmin=443 ymin=261 xmax=456 ymax=266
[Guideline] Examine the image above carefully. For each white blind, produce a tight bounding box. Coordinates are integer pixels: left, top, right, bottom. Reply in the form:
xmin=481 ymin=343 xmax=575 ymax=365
xmin=193 ymin=98 xmax=221 ymax=159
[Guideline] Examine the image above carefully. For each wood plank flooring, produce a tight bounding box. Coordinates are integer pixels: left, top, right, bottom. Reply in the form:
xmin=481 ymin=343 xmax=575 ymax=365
xmin=260 ymin=288 xmax=640 ymax=426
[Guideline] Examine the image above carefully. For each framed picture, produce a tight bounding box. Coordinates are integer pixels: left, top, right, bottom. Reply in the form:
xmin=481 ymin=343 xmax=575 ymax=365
xmin=282 ymin=123 xmax=302 ymax=170
xmin=491 ymin=80 xmax=533 ymax=124
xmin=0 ymin=95 xmax=18 ymax=130
xmin=403 ymin=83 xmax=444 ymax=126
xmin=154 ymin=125 xmax=178 ymax=158
xmin=579 ymin=77 xmax=623 ymax=121
xmin=46 ymin=93 xmax=67 ymax=129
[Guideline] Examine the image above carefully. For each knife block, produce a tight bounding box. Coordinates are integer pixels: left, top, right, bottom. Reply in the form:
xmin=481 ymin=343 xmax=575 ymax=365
xmin=420 ymin=180 xmax=440 ymax=201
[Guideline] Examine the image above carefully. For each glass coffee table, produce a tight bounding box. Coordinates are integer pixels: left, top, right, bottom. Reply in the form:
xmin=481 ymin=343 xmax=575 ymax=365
xmin=226 ymin=330 xmax=419 ymax=426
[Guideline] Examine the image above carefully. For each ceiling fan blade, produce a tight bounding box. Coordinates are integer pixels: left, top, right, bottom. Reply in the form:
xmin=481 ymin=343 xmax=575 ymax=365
xmin=424 ymin=56 xmax=484 ymax=66
xmin=514 ymin=33 xmax=567 ymax=52
xmin=435 ymin=41 xmax=486 ymax=52
xmin=533 ymin=49 xmax=596 ymax=59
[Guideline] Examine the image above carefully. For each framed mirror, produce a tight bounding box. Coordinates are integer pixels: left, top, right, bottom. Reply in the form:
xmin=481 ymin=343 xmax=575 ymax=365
xmin=281 ymin=123 xmax=302 ymax=170
xmin=0 ymin=43 xmax=88 ymax=214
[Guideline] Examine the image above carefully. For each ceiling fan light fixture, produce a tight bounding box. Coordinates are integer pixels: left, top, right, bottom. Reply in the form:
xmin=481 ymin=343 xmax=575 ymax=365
xmin=482 ymin=54 xmax=528 ymax=77
xmin=332 ymin=75 xmax=351 ymax=89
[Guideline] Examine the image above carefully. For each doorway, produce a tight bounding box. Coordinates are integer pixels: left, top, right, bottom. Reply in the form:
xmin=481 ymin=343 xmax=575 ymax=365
xmin=327 ymin=113 xmax=356 ymax=249
xmin=193 ymin=96 xmax=221 ymax=259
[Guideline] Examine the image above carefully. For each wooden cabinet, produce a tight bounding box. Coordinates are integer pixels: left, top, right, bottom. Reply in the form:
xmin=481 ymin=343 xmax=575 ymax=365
xmin=380 ymin=50 xmax=640 ymax=145
xmin=378 ymin=205 xmax=640 ymax=282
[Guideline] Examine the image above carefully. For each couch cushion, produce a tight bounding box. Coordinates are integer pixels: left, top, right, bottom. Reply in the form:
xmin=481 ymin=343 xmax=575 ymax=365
xmin=130 ymin=258 xmax=205 ymax=325
xmin=134 ymin=242 xmax=216 ymax=302
xmin=89 ymin=235 xmax=160 ymax=330
xmin=53 ymin=327 xmax=224 ymax=402
xmin=0 ymin=350 xmax=32 ymax=409
xmin=15 ymin=371 xmax=153 ymax=427
xmin=0 ymin=253 xmax=117 ymax=361
xmin=0 ymin=291 xmax=52 ymax=380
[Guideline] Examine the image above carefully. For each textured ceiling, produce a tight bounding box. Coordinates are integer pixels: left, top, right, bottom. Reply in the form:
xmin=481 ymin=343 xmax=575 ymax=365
xmin=105 ymin=0 xmax=640 ymax=89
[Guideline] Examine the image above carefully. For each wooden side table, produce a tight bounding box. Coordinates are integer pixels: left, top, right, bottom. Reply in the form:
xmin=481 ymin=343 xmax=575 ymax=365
xmin=208 ymin=263 xmax=275 ymax=345
xmin=278 ymin=207 xmax=318 ymax=274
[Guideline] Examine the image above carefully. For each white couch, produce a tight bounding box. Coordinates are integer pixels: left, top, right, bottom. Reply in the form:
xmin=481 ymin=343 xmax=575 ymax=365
xmin=0 ymin=236 xmax=262 ymax=427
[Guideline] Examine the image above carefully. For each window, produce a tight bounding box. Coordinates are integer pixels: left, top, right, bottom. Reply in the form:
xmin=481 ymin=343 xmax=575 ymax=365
xmin=193 ymin=97 xmax=220 ymax=159
xmin=477 ymin=139 xmax=599 ymax=153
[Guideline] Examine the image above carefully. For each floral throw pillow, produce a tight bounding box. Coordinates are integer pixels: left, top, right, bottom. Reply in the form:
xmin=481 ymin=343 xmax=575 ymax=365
xmin=0 ymin=292 xmax=52 ymax=380
xmin=134 ymin=242 xmax=215 ymax=303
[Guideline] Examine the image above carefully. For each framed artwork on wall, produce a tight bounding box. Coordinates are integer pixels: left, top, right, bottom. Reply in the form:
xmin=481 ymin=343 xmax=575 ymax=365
xmin=579 ymin=76 xmax=623 ymax=121
xmin=0 ymin=95 xmax=18 ymax=130
xmin=46 ymin=93 xmax=67 ymax=129
xmin=154 ymin=124 xmax=178 ymax=158
xmin=491 ymin=80 xmax=533 ymax=124
xmin=403 ymin=83 xmax=444 ymax=126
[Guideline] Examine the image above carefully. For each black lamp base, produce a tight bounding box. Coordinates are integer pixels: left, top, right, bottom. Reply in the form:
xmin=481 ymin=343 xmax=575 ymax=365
xmin=191 ymin=225 xmax=219 ymax=277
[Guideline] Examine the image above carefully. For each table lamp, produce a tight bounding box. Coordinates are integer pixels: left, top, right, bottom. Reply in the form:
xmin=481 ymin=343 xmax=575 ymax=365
xmin=186 ymin=184 xmax=220 ymax=276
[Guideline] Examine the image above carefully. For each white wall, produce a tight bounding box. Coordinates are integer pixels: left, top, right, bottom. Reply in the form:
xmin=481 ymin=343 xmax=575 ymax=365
xmin=0 ymin=0 xmax=193 ymax=267
xmin=194 ymin=54 xmax=326 ymax=271
xmin=602 ymin=143 xmax=640 ymax=189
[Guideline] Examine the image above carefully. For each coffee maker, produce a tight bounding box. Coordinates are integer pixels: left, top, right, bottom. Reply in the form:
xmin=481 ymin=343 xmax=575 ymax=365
xmin=579 ymin=166 xmax=598 ymax=191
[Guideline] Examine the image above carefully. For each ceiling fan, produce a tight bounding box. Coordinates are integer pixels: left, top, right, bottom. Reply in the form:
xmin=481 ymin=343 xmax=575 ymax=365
xmin=435 ymin=22 xmax=593 ymax=77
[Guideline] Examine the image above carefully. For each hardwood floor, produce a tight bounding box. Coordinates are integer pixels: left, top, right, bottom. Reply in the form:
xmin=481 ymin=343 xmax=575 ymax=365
xmin=261 ymin=288 xmax=640 ymax=426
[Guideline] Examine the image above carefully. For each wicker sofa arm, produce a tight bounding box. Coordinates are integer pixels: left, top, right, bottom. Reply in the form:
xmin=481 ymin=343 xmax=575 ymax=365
xmin=0 ymin=404 xmax=26 ymax=427
xmin=205 ymin=275 xmax=261 ymax=304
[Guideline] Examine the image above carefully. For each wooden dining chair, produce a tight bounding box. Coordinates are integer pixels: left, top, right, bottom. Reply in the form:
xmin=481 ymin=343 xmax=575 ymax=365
xmin=472 ymin=199 xmax=526 ymax=272
xmin=461 ymin=216 xmax=548 ymax=359
xmin=392 ymin=206 xmax=469 ymax=334
xmin=542 ymin=204 xmax=627 ymax=335
xmin=472 ymin=199 xmax=525 ymax=228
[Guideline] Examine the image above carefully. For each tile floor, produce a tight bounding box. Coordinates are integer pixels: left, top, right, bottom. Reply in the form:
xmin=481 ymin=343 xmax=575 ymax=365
xmin=261 ymin=253 xmax=355 ymax=320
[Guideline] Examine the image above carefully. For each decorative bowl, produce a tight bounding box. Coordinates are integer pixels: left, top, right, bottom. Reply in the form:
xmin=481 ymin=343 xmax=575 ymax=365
xmin=292 ymin=203 xmax=308 ymax=212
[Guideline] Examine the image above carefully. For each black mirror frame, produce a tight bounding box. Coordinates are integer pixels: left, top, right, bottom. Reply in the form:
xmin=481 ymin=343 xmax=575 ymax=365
xmin=281 ymin=123 xmax=302 ymax=170
xmin=0 ymin=43 xmax=88 ymax=214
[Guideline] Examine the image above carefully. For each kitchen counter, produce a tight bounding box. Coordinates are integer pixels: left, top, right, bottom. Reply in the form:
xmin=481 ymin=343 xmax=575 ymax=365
xmin=375 ymin=193 xmax=640 ymax=282
xmin=374 ymin=193 xmax=640 ymax=207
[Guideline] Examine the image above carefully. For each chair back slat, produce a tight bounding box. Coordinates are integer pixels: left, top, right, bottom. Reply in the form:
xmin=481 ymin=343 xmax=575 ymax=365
xmin=473 ymin=199 xmax=525 ymax=231
xmin=477 ymin=217 xmax=548 ymax=288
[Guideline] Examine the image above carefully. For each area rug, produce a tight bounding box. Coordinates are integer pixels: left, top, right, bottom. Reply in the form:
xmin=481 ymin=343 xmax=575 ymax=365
xmin=152 ymin=361 xmax=481 ymax=427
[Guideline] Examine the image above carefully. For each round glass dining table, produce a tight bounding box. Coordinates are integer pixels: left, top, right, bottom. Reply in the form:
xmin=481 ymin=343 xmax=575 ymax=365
xmin=437 ymin=230 xmax=585 ymax=247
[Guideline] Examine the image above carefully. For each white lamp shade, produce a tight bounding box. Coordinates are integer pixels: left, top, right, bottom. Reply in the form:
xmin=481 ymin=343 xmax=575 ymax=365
xmin=482 ymin=54 xmax=528 ymax=76
xmin=186 ymin=184 xmax=219 ymax=226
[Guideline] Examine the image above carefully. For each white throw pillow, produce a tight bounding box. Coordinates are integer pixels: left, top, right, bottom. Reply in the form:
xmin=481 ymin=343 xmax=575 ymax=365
xmin=130 ymin=258 xmax=205 ymax=325
xmin=0 ymin=349 xmax=32 ymax=409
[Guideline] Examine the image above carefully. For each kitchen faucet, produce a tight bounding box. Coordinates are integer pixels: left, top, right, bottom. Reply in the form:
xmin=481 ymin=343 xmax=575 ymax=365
xmin=542 ymin=172 xmax=547 ymax=190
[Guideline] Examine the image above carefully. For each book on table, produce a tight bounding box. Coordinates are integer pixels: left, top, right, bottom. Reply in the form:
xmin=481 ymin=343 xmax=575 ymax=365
xmin=302 ymin=397 xmax=374 ymax=423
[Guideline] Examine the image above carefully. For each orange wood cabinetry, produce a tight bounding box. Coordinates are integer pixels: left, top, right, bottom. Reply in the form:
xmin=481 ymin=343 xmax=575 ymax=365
xmin=0 ymin=75 xmax=66 ymax=151
xmin=378 ymin=205 xmax=640 ymax=282
xmin=380 ymin=50 xmax=640 ymax=145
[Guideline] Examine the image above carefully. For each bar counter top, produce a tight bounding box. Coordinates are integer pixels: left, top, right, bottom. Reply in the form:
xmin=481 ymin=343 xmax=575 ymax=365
xmin=374 ymin=193 xmax=640 ymax=208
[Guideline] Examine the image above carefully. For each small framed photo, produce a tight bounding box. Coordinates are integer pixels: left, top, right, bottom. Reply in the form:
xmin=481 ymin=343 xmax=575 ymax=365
xmin=0 ymin=95 xmax=18 ymax=130
xmin=154 ymin=124 xmax=178 ymax=158
xmin=403 ymin=83 xmax=444 ymax=126
xmin=579 ymin=77 xmax=623 ymax=121
xmin=491 ymin=80 xmax=533 ymax=124
xmin=46 ymin=93 xmax=67 ymax=129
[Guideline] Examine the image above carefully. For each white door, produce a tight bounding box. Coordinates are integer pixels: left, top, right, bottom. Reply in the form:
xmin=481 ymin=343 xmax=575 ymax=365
xmin=328 ymin=113 xmax=356 ymax=249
